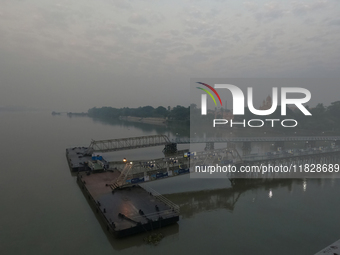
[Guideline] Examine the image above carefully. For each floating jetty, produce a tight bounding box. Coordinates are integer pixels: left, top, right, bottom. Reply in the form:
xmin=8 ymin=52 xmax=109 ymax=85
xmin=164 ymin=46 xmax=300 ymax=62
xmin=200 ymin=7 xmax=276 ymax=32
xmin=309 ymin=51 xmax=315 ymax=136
xmin=66 ymin=134 xmax=340 ymax=241
xmin=66 ymin=144 xmax=181 ymax=237
xmin=76 ymin=171 xmax=179 ymax=237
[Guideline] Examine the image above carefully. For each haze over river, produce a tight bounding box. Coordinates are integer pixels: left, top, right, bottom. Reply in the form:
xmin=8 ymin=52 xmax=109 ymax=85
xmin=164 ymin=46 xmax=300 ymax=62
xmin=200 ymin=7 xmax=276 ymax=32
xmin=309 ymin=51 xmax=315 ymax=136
xmin=1 ymin=111 xmax=339 ymax=255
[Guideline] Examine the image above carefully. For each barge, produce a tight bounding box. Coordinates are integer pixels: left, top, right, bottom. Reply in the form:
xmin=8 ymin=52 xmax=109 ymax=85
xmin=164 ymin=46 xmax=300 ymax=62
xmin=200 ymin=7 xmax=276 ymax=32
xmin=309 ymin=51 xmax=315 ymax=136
xmin=77 ymin=171 xmax=179 ymax=238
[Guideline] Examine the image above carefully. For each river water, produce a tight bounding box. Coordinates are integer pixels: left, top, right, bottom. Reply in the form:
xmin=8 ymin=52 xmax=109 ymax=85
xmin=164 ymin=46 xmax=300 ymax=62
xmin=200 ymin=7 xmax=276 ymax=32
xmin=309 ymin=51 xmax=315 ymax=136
xmin=1 ymin=111 xmax=339 ymax=255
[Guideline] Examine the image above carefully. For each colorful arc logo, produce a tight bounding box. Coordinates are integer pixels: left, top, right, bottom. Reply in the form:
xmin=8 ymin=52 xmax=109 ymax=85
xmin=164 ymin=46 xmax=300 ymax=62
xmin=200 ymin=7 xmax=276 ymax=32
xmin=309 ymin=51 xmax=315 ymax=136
xmin=196 ymin=82 xmax=222 ymax=107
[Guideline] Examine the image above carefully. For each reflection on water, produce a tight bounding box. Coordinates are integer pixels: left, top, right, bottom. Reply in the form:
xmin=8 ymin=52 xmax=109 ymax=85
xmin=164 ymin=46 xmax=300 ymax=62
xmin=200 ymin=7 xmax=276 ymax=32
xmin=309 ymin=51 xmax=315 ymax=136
xmin=163 ymin=178 xmax=301 ymax=218
xmin=96 ymin=177 xmax=340 ymax=254
xmin=89 ymin=116 xmax=190 ymax=139
xmin=268 ymin=189 xmax=273 ymax=198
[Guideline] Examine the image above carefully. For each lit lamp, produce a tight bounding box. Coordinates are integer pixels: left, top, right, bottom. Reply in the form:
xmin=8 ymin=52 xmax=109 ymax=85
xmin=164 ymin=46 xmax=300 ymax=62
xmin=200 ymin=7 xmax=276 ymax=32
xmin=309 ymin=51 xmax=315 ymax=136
xmin=123 ymin=158 xmax=127 ymax=163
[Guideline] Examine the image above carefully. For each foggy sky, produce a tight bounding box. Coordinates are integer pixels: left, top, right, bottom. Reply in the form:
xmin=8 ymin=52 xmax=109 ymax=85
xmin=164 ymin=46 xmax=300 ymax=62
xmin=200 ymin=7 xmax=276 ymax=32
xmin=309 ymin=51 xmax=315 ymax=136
xmin=1 ymin=0 xmax=340 ymax=112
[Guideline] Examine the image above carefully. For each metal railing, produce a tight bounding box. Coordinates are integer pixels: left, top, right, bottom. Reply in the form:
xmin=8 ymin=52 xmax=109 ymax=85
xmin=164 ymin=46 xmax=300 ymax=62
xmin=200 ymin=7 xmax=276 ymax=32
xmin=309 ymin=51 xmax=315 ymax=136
xmin=174 ymin=136 xmax=340 ymax=144
xmin=141 ymin=184 xmax=180 ymax=213
xmin=242 ymin=147 xmax=340 ymax=162
xmin=89 ymin=135 xmax=171 ymax=152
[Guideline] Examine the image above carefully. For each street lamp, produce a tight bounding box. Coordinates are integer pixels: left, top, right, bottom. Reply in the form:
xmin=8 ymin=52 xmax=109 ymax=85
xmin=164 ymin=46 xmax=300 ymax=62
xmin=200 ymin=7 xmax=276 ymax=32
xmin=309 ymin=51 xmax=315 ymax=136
xmin=123 ymin=158 xmax=127 ymax=163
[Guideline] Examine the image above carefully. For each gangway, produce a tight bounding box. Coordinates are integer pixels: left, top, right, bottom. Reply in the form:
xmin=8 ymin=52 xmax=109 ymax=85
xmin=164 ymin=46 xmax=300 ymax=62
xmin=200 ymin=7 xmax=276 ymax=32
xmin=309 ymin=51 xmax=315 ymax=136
xmin=109 ymin=164 xmax=133 ymax=190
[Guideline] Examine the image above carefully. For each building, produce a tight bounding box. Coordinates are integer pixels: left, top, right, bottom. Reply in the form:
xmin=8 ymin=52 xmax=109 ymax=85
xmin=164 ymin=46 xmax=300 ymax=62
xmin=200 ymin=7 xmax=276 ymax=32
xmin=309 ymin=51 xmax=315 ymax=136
xmin=260 ymin=95 xmax=272 ymax=110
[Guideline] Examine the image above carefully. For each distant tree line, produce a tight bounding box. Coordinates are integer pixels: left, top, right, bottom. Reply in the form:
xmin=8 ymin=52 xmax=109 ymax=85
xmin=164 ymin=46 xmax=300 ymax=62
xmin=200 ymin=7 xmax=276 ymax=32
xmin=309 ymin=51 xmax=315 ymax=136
xmin=297 ymin=101 xmax=340 ymax=131
xmin=87 ymin=101 xmax=340 ymax=132
xmin=87 ymin=105 xmax=190 ymax=124
xmin=190 ymin=101 xmax=340 ymax=132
